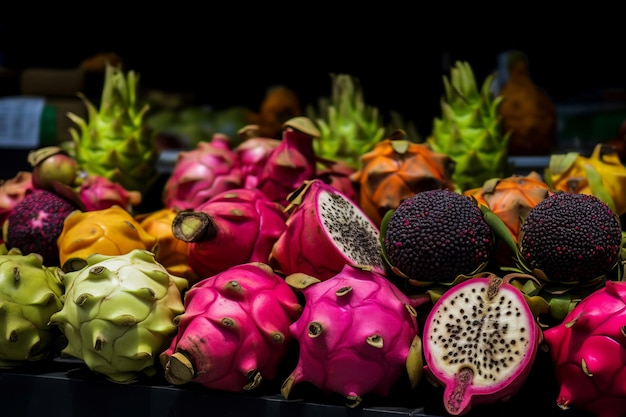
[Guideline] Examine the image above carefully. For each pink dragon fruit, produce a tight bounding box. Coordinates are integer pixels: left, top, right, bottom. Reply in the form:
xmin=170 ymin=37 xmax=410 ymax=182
xmin=78 ymin=174 xmax=142 ymax=212
xmin=255 ymin=116 xmax=320 ymax=206
xmin=543 ymin=280 xmax=626 ymax=417
xmin=421 ymin=272 xmax=543 ymax=416
xmin=281 ymin=264 xmax=424 ymax=408
xmin=160 ymin=262 xmax=302 ymax=392
xmin=269 ymin=179 xmax=385 ymax=281
xmin=172 ymin=188 xmax=287 ymax=279
xmin=233 ymin=124 xmax=281 ymax=189
xmin=0 ymin=171 xmax=34 ymax=233
xmin=162 ymin=133 xmax=243 ymax=211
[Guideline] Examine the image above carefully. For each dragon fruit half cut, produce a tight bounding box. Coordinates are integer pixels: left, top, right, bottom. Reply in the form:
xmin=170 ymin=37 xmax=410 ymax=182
xmin=282 ymin=264 xmax=423 ymax=408
xmin=543 ymin=280 xmax=626 ymax=417
xmin=422 ymin=272 xmax=543 ymax=416
xmin=160 ymin=262 xmax=302 ymax=392
xmin=269 ymin=179 xmax=385 ymax=281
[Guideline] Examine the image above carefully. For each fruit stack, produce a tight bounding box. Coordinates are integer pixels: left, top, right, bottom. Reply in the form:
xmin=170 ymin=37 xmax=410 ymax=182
xmin=1 ymin=61 xmax=625 ymax=417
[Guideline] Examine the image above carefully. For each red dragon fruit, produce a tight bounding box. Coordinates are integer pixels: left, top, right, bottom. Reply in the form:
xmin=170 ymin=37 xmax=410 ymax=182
xmin=269 ymin=179 xmax=385 ymax=281
xmin=421 ymin=272 xmax=543 ymax=415
xmin=543 ymin=280 xmax=626 ymax=417
xmin=0 ymin=171 xmax=34 ymax=234
xmin=160 ymin=262 xmax=303 ymax=392
xmin=233 ymin=124 xmax=281 ymax=189
xmin=162 ymin=133 xmax=243 ymax=211
xmin=172 ymin=188 xmax=287 ymax=279
xmin=78 ymin=174 xmax=142 ymax=212
xmin=255 ymin=116 xmax=320 ymax=206
xmin=281 ymin=264 xmax=424 ymax=408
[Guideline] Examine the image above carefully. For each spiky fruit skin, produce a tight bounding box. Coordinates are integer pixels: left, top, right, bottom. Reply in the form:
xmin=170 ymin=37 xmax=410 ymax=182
xmin=306 ymin=73 xmax=385 ymax=169
xmin=162 ymin=134 xmax=243 ymax=211
xmin=136 ymin=208 xmax=197 ymax=284
xmin=0 ymin=171 xmax=33 ymax=236
xmin=427 ymin=61 xmax=512 ymax=192
xmin=422 ymin=273 xmax=542 ymax=416
xmin=383 ymin=189 xmax=493 ymax=285
xmin=543 ymin=280 xmax=626 ymax=417
xmin=0 ymin=248 xmax=64 ymax=367
xmin=350 ymin=132 xmax=456 ymax=227
xmin=269 ymin=179 xmax=385 ymax=282
xmin=519 ymin=192 xmax=622 ymax=283
xmin=545 ymin=143 xmax=626 ymax=216
xmin=49 ymin=249 xmax=187 ymax=384
xmin=463 ymin=172 xmax=551 ymax=266
xmin=66 ymin=64 xmax=160 ymax=196
xmin=174 ymin=188 xmax=288 ymax=279
xmin=160 ymin=262 xmax=302 ymax=392
xmin=57 ymin=205 xmax=158 ymax=270
xmin=282 ymin=265 xmax=423 ymax=407
xmin=3 ymin=189 xmax=78 ymax=267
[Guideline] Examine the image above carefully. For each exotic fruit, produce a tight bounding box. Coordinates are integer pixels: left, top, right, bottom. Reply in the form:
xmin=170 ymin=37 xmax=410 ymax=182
xmin=543 ymin=280 xmax=626 ymax=417
xmin=162 ymin=133 xmax=243 ymax=211
xmin=3 ymin=189 xmax=80 ymax=267
xmin=382 ymin=189 xmax=494 ymax=288
xmin=518 ymin=192 xmax=622 ymax=284
xmin=282 ymin=264 xmax=423 ymax=408
xmin=545 ymin=143 xmax=626 ymax=216
xmin=49 ymin=249 xmax=187 ymax=383
xmin=427 ymin=61 xmax=512 ymax=192
xmin=255 ymin=116 xmax=320 ymax=206
xmin=0 ymin=171 xmax=33 ymax=233
xmin=78 ymin=174 xmax=142 ymax=212
xmin=350 ymin=129 xmax=455 ymax=227
xmin=233 ymin=126 xmax=281 ymax=189
xmin=27 ymin=146 xmax=81 ymax=191
xmin=422 ymin=272 xmax=543 ymax=415
xmin=160 ymin=262 xmax=302 ymax=392
xmin=269 ymin=179 xmax=385 ymax=281
xmin=65 ymin=63 xmax=160 ymax=197
xmin=463 ymin=172 xmax=551 ymax=266
xmin=0 ymin=248 xmax=65 ymax=367
xmin=57 ymin=205 xmax=158 ymax=271
xmin=172 ymin=188 xmax=287 ymax=279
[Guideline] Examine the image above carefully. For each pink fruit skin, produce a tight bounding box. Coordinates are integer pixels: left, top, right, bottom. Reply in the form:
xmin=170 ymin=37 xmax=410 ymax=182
xmin=422 ymin=275 xmax=542 ymax=416
xmin=543 ymin=280 xmax=626 ymax=417
xmin=283 ymin=265 xmax=421 ymax=401
xmin=79 ymin=175 xmax=141 ymax=211
xmin=162 ymin=134 xmax=243 ymax=211
xmin=0 ymin=171 xmax=33 ymax=232
xmin=186 ymin=188 xmax=288 ymax=279
xmin=160 ymin=262 xmax=302 ymax=392
xmin=269 ymin=179 xmax=385 ymax=281
xmin=256 ymin=126 xmax=317 ymax=206
xmin=233 ymin=136 xmax=281 ymax=189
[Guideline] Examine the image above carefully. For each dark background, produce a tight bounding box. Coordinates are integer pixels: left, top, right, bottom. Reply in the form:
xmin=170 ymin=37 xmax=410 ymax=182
xmin=2 ymin=8 xmax=624 ymax=138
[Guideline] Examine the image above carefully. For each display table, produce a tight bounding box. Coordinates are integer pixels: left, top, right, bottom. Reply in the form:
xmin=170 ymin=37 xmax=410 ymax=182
xmin=0 ymin=351 xmax=593 ymax=417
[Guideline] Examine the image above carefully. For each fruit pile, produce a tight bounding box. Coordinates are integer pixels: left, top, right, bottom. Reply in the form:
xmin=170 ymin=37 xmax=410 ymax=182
xmin=1 ymin=61 xmax=626 ymax=417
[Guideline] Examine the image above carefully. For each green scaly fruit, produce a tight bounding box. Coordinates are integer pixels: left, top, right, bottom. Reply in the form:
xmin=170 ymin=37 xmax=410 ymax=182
xmin=306 ymin=73 xmax=386 ymax=169
xmin=49 ymin=249 xmax=187 ymax=383
xmin=427 ymin=61 xmax=513 ymax=192
xmin=66 ymin=64 xmax=160 ymax=196
xmin=0 ymin=247 xmax=65 ymax=367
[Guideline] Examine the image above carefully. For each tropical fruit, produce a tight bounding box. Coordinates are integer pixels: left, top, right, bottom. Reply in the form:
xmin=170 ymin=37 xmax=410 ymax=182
xmin=350 ymin=129 xmax=455 ymax=227
xmin=427 ymin=61 xmax=512 ymax=192
xmin=160 ymin=262 xmax=302 ymax=392
xmin=78 ymin=174 xmax=142 ymax=212
xmin=49 ymin=249 xmax=187 ymax=383
xmin=27 ymin=146 xmax=81 ymax=191
xmin=282 ymin=264 xmax=423 ymax=408
xmin=543 ymin=280 xmax=626 ymax=417
xmin=269 ymin=179 xmax=385 ymax=281
xmin=0 ymin=171 xmax=33 ymax=236
xmin=422 ymin=272 xmax=543 ymax=415
xmin=0 ymin=248 xmax=65 ymax=367
xmin=65 ymin=63 xmax=160 ymax=197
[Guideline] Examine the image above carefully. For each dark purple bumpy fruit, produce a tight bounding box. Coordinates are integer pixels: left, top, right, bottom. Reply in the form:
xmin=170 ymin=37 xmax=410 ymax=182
xmin=383 ymin=189 xmax=493 ymax=285
xmin=518 ymin=192 xmax=622 ymax=283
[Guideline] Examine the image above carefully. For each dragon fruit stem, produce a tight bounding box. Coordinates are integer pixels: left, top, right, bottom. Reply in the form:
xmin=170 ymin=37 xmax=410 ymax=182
xmin=172 ymin=211 xmax=219 ymax=243
xmin=165 ymin=351 xmax=195 ymax=385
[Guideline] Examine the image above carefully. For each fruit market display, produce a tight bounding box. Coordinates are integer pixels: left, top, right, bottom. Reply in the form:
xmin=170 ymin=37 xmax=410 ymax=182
xmin=1 ymin=60 xmax=626 ymax=417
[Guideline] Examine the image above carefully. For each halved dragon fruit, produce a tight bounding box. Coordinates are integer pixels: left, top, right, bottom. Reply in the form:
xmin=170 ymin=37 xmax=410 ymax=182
xmin=269 ymin=179 xmax=385 ymax=281
xmin=160 ymin=262 xmax=302 ymax=392
xmin=422 ymin=272 xmax=543 ymax=415
xmin=543 ymin=280 xmax=626 ymax=417
xmin=282 ymin=264 xmax=423 ymax=408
